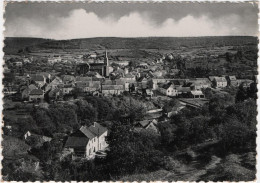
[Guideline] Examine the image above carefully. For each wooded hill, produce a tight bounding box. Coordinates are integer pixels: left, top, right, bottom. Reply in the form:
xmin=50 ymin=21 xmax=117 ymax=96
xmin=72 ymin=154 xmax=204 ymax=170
xmin=4 ymin=36 xmax=258 ymax=54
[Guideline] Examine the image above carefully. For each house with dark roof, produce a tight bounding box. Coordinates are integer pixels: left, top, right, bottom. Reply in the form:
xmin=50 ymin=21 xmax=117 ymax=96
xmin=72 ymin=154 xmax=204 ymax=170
xmin=30 ymin=74 xmax=46 ymax=87
xmin=29 ymin=89 xmax=44 ymax=102
xmin=21 ymin=84 xmax=38 ymax=100
xmin=176 ymin=86 xmax=191 ymax=97
xmin=64 ymin=122 xmax=108 ymax=158
xmin=46 ymin=76 xmax=63 ymax=91
xmin=135 ymin=120 xmax=160 ymax=134
xmin=237 ymin=79 xmax=254 ymax=88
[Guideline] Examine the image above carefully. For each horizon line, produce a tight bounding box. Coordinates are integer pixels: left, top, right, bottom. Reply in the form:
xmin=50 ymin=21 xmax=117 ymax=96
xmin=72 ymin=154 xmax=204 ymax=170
xmin=5 ymin=35 xmax=257 ymax=41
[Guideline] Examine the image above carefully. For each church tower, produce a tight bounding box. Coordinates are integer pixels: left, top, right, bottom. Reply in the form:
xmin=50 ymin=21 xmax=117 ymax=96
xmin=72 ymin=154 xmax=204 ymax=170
xmin=105 ymin=50 xmax=110 ymax=77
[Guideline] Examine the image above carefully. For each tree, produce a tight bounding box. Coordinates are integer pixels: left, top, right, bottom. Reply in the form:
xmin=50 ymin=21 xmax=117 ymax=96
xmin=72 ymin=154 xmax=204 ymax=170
xmin=106 ymin=121 xmax=163 ymax=175
xmin=236 ymin=84 xmax=249 ymax=102
xmin=71 ymin=88 xmax=81 ymax=99
xmin=247 ymin=82 xmax=257 ymax=100
xmin=225 ymin=52 xmax=232 ymax=62
xmin=162 ymin=99 xmax=179 ymax=116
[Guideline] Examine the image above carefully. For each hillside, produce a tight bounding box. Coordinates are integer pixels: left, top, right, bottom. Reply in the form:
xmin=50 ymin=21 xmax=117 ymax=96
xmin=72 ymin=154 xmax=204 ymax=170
xmin=4 ymin=37 xmax=52 ymax=54
xmin=4 ymin=36 xmax=258 ymax=54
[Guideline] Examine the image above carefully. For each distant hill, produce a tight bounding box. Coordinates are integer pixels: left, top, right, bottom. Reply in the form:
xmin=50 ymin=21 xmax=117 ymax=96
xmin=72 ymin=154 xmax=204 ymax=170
xmin=4 ymin=36 xmax=258 ymax=54
xmin=4 ymin=37 xmax=52 ymax=54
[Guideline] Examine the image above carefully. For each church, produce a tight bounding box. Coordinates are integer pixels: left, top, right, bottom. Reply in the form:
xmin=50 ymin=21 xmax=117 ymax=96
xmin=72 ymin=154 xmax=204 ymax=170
xmin=76 ymin=50 xmax=112 ymax=77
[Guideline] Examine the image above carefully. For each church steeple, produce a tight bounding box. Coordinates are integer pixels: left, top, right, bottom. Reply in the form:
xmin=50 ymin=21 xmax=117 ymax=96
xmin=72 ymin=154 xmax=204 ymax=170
xmin=105 ymin=50 xmax=110 ymax=77
xmin=105 ymin=50 xmax=109 ymax=66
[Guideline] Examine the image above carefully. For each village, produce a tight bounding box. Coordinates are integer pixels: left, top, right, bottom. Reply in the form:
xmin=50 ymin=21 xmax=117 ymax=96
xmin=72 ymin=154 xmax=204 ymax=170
xmin=2 ymin=0 xmax=259 ymax=181
xmin=2 ymin=38 xmax=258 ymax=181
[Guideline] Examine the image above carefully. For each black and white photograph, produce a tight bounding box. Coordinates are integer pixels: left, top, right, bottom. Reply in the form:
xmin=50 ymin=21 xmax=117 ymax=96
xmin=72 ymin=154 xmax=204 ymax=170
xmin=1 ymin=1 xmax=259 ymax=182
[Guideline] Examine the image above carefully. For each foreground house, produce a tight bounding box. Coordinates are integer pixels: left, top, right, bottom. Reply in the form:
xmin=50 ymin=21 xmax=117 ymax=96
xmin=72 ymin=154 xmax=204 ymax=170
xmin=65 ymin=122 xmax=108 ymax=158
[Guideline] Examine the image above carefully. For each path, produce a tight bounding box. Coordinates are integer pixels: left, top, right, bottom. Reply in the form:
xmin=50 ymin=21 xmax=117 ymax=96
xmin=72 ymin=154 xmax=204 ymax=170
xmin=162 ymin=140 xmax=221 ymax=181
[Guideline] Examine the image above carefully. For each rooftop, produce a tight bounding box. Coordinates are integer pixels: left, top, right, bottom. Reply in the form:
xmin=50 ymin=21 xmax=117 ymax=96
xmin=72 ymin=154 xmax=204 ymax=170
xmin=29 ymin=89 xmax=44 ymax=95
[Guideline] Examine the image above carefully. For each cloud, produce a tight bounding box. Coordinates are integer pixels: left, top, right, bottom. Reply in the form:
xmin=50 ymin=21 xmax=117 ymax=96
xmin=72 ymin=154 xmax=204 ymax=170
xmin=5 ymin=7 xmax=258 ymax=39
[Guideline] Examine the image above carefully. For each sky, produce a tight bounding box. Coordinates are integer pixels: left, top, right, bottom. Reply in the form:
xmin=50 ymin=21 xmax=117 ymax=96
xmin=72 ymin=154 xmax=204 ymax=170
xmin=4 ymin=2 xmax=259 ymax=40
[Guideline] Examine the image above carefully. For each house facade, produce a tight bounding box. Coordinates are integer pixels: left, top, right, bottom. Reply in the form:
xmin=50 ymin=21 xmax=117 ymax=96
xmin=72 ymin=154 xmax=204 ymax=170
xmin=102 ymin=85 xmax=124 ymax=95
xmin=158 ymin=83 xmax=178 ymax=97
xmin=65 ymin=122 xmax=108 ymax=158
xmin=213 ymin=77 xmax=227 ymax=88
xmin=226 ymin=76 xmax=237 ymax=86
xmin=29 ymin=89 xmax=44 ymax=102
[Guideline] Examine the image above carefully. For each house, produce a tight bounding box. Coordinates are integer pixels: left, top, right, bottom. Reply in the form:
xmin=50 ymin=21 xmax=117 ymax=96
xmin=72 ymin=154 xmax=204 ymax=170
xmin=24 ymin=131 xmax=52 ymax=148
xmin=137 ymin=76 xmax=149 ymax=89
xmin=226 ymin=76 xmax=237 ymax=86
xmin=208 ymin=76 xmax=216 ymax=82
xmin=62 ymin=75 xmax=76 ymax=84
xmin=139 ymin=62 xmax=148 ymax=69
xmin=48 ymin=87 xmax=62 ymax=100
xmin=135 ymin=120 xmax=159 ymax=134
xmin=29 ymin=89 xmax=44 ymax=102
xmin=188 ymin=78 xmax=211 ymax=90
xmin=88 ymin=122 xmax=109 ymax=151
xmin=23 ymin=58 xmax=31 ymax=63
xmin=30 ymin=74 xmax=46 ymax=87
xmin=63 ymin=85 xmax=74 ymax=94
xmin=21 ymin=84 xmax=38 ymax=99
xmin=75 ymin=80 xmax=101 ymax=92
xmin=13 ymin=61 xmax=23 ymax=67
xmin=176 ymin=86 xmax=191 ymax=97
xmin=152 ymin=77 xmax=167 ymax=89
xmin=102 ymin=85 xmax=124 ymax=95
xmin=190 ymin=90 xmax=205 ymax=98
xmin=212 ymin=77 xmax=227 ymax=88
xmin=48 ymin=55 xmax=62 ymax=64
xmin=158 ymin=82 xmax=178 ymax=97
xmin=238 ymin=79 xmax=254 ymax=88
xmin=122 ymin=73 xmax=136 ymax=82
xmin=146 ymin=89 xmax=154 ymax=97
xmin=38 ymin=72 xmax=52 ymax=81
xmin=64 ymin=122 xmax=108 ymax=158
xmin=46 ymin=77 xmax=63 ymax=91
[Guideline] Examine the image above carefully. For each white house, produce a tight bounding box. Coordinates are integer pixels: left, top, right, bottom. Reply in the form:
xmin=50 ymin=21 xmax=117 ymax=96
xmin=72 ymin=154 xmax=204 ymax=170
xmin=158 ymin=83 xmax=178 ymax=97
xmin=48 ymin=55 xmax=62 ymax=64
xmin=213 ymin=77 xmax=227 ymax=88
xmin=65 ymin=122 xmax=108 ymax=158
